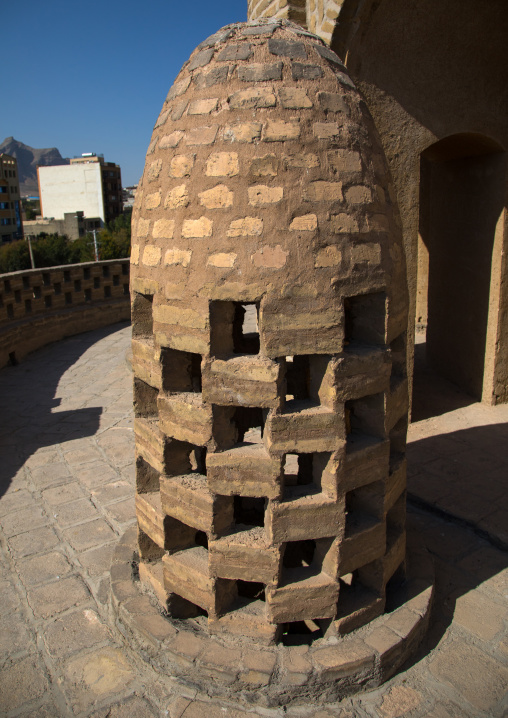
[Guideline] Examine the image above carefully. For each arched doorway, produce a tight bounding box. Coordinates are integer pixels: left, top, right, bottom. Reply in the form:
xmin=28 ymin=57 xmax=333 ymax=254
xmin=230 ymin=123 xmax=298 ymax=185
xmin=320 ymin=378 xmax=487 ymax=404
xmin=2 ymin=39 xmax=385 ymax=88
xmin=416 ymin=133 xmax=506 ymax=403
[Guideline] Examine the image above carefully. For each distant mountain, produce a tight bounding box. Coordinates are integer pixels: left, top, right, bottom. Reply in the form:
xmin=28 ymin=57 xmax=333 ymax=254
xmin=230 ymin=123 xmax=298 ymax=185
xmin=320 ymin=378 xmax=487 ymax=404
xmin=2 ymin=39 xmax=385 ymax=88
xmin=0 ymin=137 xmax=70 ymax=197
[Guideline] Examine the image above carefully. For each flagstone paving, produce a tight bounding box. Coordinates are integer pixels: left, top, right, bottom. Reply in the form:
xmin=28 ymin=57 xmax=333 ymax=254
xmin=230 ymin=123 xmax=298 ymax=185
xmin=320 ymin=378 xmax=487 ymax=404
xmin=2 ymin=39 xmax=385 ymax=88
xmin=0 ymin=323 xmax=506 ymax=718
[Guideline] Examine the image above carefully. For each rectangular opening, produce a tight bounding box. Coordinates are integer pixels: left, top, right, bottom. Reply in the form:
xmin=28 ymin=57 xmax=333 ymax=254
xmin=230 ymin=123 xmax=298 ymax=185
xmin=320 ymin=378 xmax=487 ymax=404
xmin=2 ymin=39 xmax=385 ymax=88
xmin=282 ymin=536 xmax=335 ymax=584
xmin=345 ymin=393 xmax=386 ymax=448
xmin=133 ymin=377 xmax=158 ymax=417
xmin=386 ymin=491 xmax=405 ymax=551
xmin=113 ymin=274 xmax=120 ymax=286
xmin=138 ymin=528 xmax=164 ymax=561
xmin=22 ymin=277 xmax=30 ymax=290
xmin=389 ymin=416 xmax=407 ymax=470
xmin=210 ymin=300 xmax=260 ymax=356
xmin=14 ymin=289 xmax=21 ymax=303
xmin=132 ymin=292 xmax=154 ymax=338
xmin=123 ymin=283 xmax=129 ymax=295
xmin=237 ymin=579 xmax=265 ymax=602
xmin=390 ymin=332 xmax=406 ymax=379
xmin=122 ymin=263 xmax=129 ymax=276
xmin=74 ymin=279 xmax=81 ymax=292
xmin=281 ymin=620 xmax=323 ymax=646
xmin=160 ymin=347 xmax=202 ymax=393
xmin=83 ymin=267 xmax=91 ymax=280
xmin=104 ymin=285 xmax=111 ymax=298
xmin=54 ymin=282 xmax=62 ymax=295
xmin=64 ymin=270 xmax=71 ymax=283
xmin=7 ymin=303 xmax=14 ymax=319
xmin=33 ymin=285 xmax=41 ymax=299
xmin=233 ymin=496 xmax=266 ymax=528
xmin=4 ymin=279 xmax=11 ymax=293
xmin=165 ymin=438 xmax=207 ymax=477
xmin=344 ymin=292 xmax=386 ymax=347
xmin=44 ymin=295 xmax=52 ymax=308
xmin=283 ymin=452 xmax=332 ymax=498
xmin=94 ymin=276 xmax=101 ymax=289
xmin=103 ymin=265 xmax=110 ymax=278
xmin=284 ymin=354 xmax=332 ymax=409
xmin=84 ymin=288 xmax=92 ymax=302
xmin=25 ymin=299 xmax=32 ymax=313
xmin=0 ymin=294 xmax=3 ymax=307
xmin=65 ymin=292 xmax=72 ymax=305
xmin=345 ymin=480 xmax=383 ymax=538
xmin=336 ymin=567 xmax=381 ymax=628
xmin=233 ymin=406 xmax=265 ymax=444
xmin=42 ymin=272 xmax=51 ymax=286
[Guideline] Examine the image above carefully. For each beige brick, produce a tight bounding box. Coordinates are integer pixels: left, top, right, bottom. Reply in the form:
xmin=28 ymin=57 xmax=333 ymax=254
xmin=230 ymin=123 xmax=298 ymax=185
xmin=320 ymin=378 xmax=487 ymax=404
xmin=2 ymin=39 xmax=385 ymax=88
xmin=249 ymin=154 xmax=278 ymax=177
xmin=330 ymin=213 xmax=359 ymax=233
xmin=164 ymin=248 xmax=192 ymax=267
xmin=144 ymin=191 xmax=161 ymax=210
xmin=169 ymin=154 xmax=195 ymax=178
xmin=165 ymin=282 xmax=186 ymax=299
xmin=187 ymin=98 xmax=219 ymax=115
xmin=315 ymin=245 xmax=342 ymax=267
xmin=198 ymin=184 xmax=233 ymax=209
xmin=289 ymin=214 xmax=317 ymax=231
xmin=164 ymin=185 xmax=189 ymax=209
xmin=278 ymin=88 xmax=312 ymax=109
xmin=350 ymin=243 xmax=381 ymax=265
xmin=227 ymin=217 xmax=263 ymax=237
xmin=346 ymin=185 xmax=372 ymax=204
xmin=206 ymin=152 xmax=239 ymax=177
xmin=248 ymin=185 xmax=283 ymax=206
xmin=251 ymin=245 xmax=288 ymax=269
xmin=181 ymin=217 xmax=213 ymax=238
xmin=159 ymin=131 xmax=185 ymax=149
xmin=153 ymin=305 xmax=207 ymax=330
xmin=153 ymin=219 xmax=175 ymax=239
xmin=130 ymin=244 xmax=140 ymax=265
xmin=263 ymin=119 xmax=300 ymax=141
xmin=313 ymin=122 xmax=342 ymax=139
xmin=223 ymin=122 xmax=262 ymax=143
xmin=304 ymin=181 xmax=343 ymax=202
xmin=146 ymin=159 xmax=162 ymax=181
xmin=147 ymin=137 xmax=158 ymax=154
xmin=328 ymin=149 xmax=362 ymax=173
xmin=317 ymin=92 xmax=348 ymax=113
xmin=136 ymin=218 xmax=150 ymax=238
xmin=142 ymin=245 xmax=162 ymax=267
xmin=207 ymin=253 xmax=237 ymax=268
xmin=285 ymin=153 xmax=319 ymax=169
xmin=167 ymin=75 xmax=191 ymax=100
xmin=186 ymin=125 xmax=219 ymax=146
xmin=229 ymin=87 xmax=276 ymax=110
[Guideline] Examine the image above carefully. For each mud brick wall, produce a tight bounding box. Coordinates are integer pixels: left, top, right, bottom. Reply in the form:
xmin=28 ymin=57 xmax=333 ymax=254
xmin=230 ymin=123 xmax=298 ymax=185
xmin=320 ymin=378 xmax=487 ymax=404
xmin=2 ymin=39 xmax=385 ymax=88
xmin=248 ymin=1 xmax=344 ymax=45
xmin=0 ymin=259 xmax=130 ymax=368
xmin=130 ymin=20 xmax=409 ymax=644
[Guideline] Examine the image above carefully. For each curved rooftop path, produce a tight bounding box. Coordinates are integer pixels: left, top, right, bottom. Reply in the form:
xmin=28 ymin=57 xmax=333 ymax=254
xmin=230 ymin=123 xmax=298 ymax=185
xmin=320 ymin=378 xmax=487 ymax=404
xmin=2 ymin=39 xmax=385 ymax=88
xmin=0 ymin=323 xmax=506 ymax=717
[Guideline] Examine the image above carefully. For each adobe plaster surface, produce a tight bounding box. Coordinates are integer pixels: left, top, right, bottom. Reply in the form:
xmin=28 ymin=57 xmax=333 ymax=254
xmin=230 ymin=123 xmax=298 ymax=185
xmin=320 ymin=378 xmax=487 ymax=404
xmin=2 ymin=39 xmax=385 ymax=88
xmin=0 ymin=323 xmax=506 ymax=717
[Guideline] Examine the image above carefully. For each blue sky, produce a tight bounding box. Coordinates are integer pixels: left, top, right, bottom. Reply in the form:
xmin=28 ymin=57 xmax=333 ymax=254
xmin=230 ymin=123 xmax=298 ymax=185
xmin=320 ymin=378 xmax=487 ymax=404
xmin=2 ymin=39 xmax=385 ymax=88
xmin=3 ymin=0 xmax=246 ymax=186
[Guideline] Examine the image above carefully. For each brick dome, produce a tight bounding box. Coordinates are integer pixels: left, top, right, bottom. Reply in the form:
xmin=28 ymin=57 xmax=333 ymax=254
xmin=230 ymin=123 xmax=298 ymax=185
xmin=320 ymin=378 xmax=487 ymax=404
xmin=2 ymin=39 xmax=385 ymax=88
xmin=130 ymin=19 xmax=409 ymax=646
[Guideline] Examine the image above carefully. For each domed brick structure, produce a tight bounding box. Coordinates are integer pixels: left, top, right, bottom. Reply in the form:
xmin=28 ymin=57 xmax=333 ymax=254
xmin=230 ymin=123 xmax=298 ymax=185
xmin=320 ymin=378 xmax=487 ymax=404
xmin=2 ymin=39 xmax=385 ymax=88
xmin=126 ymin=21 xmax=427 ymax=695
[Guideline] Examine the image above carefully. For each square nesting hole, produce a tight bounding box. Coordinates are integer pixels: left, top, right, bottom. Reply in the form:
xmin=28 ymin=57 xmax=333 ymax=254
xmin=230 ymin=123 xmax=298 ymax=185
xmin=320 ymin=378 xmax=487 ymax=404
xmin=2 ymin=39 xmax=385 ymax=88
xmin=210 ymin=300 xmax=260 ymax=356
xmin=213 ymin=405 xmax=267 ymax=449
xmin=344 ymin=291 xmax=386 ymax=348
xmin=234 ymin=496 xmax=266 ymax=529
xmin=160 ymin=347 xmax=202 ymax=393
xmin=166 ymin=438 xmax=207 ymax=477
xmin=345 ymin=393 xmax=386 ymax=449
xmin=345 ymin=480 xmax=383 ymax=538
xmin=283 ymin=452 xmax=333 ymax=499
xmin=282 ymin=537 xmax=336 ymax=582
xmin=284 ymin=354 xmax=332 ymax=410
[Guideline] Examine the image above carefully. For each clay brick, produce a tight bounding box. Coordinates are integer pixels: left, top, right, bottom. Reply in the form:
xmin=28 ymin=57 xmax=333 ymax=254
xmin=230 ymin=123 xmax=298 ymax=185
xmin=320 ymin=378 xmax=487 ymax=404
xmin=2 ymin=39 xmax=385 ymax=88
xmin=292 ymin=62 xmax=324 ymax=80
xmin=350 ymin=243 xmax=381 ymax=266
xmin=251 ymin=244 xmax=288 ymax=269
xmin=238 ymin=62 xmax=283 ymax=82
xmin=290 ymin=214 xmax=317 ymax=231
xmin=229 ymin=86 xmax=276 ymax=110
xmin=155 ymin=109 xmax=169 ymax=129
xmin=164 ymin=248 xmax=192 ymax=267
xmin=146 ymin=159 xmax=162 ymax=181
xmin=346 ymin=185 xmax=372 ymax=204
xmin=142 ymin=246 xmax=162 ymax=267
xmin=315 ymin=246 xmax=342 ymax=268
xmin=136 ymin=493 xmax=166 ymax=548
xmin=249 ymin=154 xmax=278 ymax=177
xmin=206 ymin=152 xmax=239 ymax=177
xmin=268 ymin=38 xmax=307 ymax=59
xmin=154 ymin=304 xmax=208 ymax=330
xmin=136 ymin=218 xmax=150 ymax=238
xmin=278 ymin=87 xmax=313 ymax=109
xmin=312 ymin=641 xmax=375 ymax=680
xmin=248 ymin=185 xmax=284 ymax=206
xmin=159 ymin=131 xmax=185 ymax=149
xmin=217 ymin=43 xmax=253 ymax=61
xmin=313 ymin=122 xmax=342 ymax=139
xmin=223 ymin=122 xmax=263 ymax=143
xmin=282 ymin=645 xmax=312 ymax=685
xmin=227 ymin=217 xmax=264 ymax=237
xmin=263 ymin=119 xmax=301 ymax=141
xmin=169 ymin=155 xmax=195 ymax=178
xmin=171 ymin=100 xmax=188 ymax=121
xmin=268 ymin=495 xmax=344 ymax=543
xmin=241 ymin=22 xmax=279 ymax=36
xmin=186 ymin=125 xmax=219 ymax=146
xmin=209 ymin=602 xmax=278 ymax=644
xmin=266 ymin=574 xmax=338 ymax=623
xmin=267 ymin=410 xmax=343 ymax=454
xmin=181 ymin=217 xmax=213 ymax=238
xmin=330 ymin=213 xmax=359 ymax=233
xmin=207 ymin=253 xmax=237 ymax=268
xmin=209 ymin=527 xmax=280 ymax=583
xmin=187 ymin=98 xmax=219 ymax=115
xmin=130 ymin=245 xmax=140 ymax=265
xmin=198 ymin=27 xmax=235 ymax=49
xmin=188 ymin=48 xmax=214 ymax=71
xmin=198 ymin=184 xmax=233 ymax=209
xmin=284 ymin=152 xmax=319 ymax=168
xmin=144 ymin=192 xmax=161 ymax=210
xmin=328 ymin=149 xmax=362 ymax=173
xmin=193 ymin=66 xmax=230 ymax=88
xmin=339 ymin=522 xmax=386 ymax=574
xmin=166 ymin=76 xmax=191 ymax=101
xmin=134 ymin=417 xmax=164 ymax=470
xmin=314 ymin=44 xmax=346 ymax=68
xmin=317 ymin=91 xmax=349 ymax=113
xmin=138 ymin=561 xmax=168 ymax=608
xmin=164 ymin=185 xmax=189 ymax=209
xmin=343 ymin=438 xmax=389 ymax=492
xmin=153 ymin=219 xmax=175 ymax=239
xmin=304 ymin=181 xmax=343 ymax=202
xmin=160 ymin=475 xmax=233 ymax=536
xmin=158 ymin=393 xmax=212 ymax=446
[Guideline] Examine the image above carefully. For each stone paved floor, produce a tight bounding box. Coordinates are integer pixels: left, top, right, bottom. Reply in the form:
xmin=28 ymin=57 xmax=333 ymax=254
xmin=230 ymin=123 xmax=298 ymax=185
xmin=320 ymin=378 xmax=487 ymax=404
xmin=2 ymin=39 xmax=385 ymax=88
xmin=0 ymin=323 xmax=506 ymax=718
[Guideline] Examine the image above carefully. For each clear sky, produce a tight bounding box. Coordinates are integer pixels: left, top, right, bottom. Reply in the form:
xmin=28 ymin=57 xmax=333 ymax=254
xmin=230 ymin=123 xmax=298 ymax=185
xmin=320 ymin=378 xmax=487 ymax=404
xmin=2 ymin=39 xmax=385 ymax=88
xmin=3 ymin=0 xmax=247 ymax=187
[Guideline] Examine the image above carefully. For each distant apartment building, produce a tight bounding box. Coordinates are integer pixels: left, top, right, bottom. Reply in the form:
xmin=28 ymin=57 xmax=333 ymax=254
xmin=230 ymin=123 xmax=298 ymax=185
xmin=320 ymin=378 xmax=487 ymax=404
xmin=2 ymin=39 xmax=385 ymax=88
xmin=0 ymin=154 xmax=23 ymax=242
xmin=37 ymin=153 xmax=123 ymax=227
xmin=23 ymin=211 xmax=102 ymax=241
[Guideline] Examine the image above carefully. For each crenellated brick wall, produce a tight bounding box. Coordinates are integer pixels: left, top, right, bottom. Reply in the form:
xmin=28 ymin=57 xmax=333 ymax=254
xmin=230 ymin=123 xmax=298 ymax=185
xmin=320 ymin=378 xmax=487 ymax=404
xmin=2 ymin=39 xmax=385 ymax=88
xmin=248 ymin=0 xmax=345 ymax=46
xmin=0 ymin=259 xmax=131 ymax=368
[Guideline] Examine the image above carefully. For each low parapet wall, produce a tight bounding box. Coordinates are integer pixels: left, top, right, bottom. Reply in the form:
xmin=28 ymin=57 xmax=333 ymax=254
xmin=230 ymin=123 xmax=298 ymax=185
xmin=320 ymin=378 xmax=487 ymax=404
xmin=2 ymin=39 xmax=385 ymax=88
xmin=0 ymin=259 xmax=131 ymax=368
